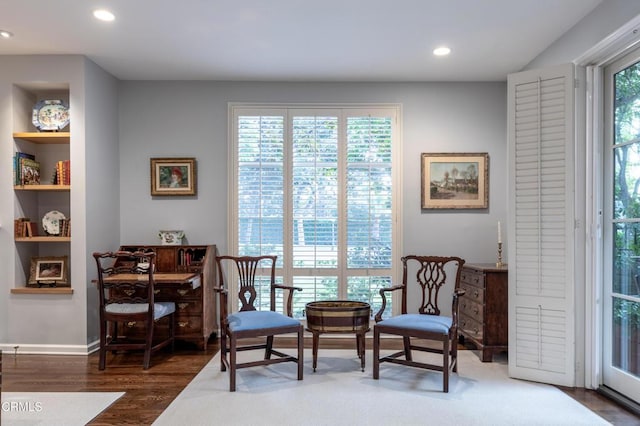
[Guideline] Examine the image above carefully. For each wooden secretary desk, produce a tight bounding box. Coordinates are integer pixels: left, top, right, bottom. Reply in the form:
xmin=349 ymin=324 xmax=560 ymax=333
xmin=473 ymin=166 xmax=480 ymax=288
xmin=115 ymin=244 xmax=218 ymax=349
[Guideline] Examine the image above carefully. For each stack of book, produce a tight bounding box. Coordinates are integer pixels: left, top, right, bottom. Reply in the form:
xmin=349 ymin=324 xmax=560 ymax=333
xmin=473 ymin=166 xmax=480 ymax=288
xmin=58 ymin=218 xmax=71 ymax=237
xmin=52 ymin=160 xmax=71 ymax=185
xmin=14 ymin=217 xmax=39 ymax=237
xmin=13 ymin=152 xmax=40 ymax=185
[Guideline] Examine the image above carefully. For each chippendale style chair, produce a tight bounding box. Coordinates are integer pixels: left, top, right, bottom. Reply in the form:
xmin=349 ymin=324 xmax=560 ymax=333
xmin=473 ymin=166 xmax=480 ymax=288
xmin=215 ymin=255 xmax=304 ymax=392
xmin=93 ymin=251 xmax=176 ymax=370
xmin=373 ymin=255 xmax=465 ymax=392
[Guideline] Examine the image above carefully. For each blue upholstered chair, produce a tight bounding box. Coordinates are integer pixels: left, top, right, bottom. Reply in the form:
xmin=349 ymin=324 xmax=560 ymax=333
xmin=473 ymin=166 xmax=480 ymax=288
xmin=215 ymin=255 xmax=304 ymax=391
xmin=373 ymin=255 xmax=465 ymax=392
xmin=93 ymin=251 xmax=176 ymax=370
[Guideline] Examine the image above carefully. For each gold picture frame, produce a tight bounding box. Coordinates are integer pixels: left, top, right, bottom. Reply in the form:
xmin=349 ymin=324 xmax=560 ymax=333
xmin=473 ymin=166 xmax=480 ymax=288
xmin=421 ymin=152 xmax=489 ymax=209
xmin=150 ymin=157 xmax=197 ymax=196
xmin=28 ymin=256 xmax=69 ymax=287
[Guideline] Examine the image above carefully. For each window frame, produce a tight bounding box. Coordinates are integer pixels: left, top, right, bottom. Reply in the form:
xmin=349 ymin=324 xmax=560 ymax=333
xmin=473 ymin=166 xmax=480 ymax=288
xmin=227 ymin=103 xmax=403 ymax=317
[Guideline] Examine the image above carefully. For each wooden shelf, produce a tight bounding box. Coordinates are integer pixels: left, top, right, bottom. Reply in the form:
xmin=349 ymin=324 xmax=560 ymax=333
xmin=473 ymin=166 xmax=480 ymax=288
xmin=14 ymin=184 xmax=70 ymax=191
xmin=13 ymin=132 xmax=70 ymax=144
xmin=15 ymin=236 xmax=70 ymax=242
xmin=11 ymin=287 xmax=73 ymax=295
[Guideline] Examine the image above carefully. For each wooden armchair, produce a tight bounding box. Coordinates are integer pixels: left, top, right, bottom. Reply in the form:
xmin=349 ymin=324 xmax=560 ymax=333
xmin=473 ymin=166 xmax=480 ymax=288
xmin=373 ymin=255 xmax=465 ymax=392
xmin=93 ymin=251 xmax=175 ymax=370
xmin=215 ymin=255 xmax=304 ymax=391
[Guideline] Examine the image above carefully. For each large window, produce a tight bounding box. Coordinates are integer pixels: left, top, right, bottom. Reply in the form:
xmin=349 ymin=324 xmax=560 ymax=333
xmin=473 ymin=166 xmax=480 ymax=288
xmin=229 ymin=105 xmax=401 ymax=319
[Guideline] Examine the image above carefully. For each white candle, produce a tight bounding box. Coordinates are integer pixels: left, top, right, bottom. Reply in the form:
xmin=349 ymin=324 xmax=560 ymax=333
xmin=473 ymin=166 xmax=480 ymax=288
xmin=498 ymin=221 xmax=502 ymax=243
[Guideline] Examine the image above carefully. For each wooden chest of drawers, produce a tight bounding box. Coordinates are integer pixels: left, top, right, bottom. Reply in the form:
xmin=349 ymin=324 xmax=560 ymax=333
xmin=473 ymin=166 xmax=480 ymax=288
xmin=458 ymin=263 xmax=508 ymax=362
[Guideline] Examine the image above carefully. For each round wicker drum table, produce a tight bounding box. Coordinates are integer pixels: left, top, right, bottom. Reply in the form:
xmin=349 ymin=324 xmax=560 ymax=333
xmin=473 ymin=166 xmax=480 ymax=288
xmin=305 ymin=300 xmax=371 ymax=372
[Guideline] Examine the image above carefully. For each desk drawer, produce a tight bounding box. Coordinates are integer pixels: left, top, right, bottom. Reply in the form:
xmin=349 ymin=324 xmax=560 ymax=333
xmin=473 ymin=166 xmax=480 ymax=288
xmin=176 ymin=315 xmax=203 ymax=334
xmin=460 ymin=282 xmax=484 ymax=304
xmin=175 ymin=300 xmax=202 ymax=315
xmin=460 ymin=269 xmax=484 ymax=289
xmin=156 ymin=284 xmax=202 ymax=300
xmin=460 ymin=298 xmax=484 ymax=322
xmin=115 ymin=318 xmax=172 ymax=340
xmin=459 ymin=314 xmax=483 ymax=342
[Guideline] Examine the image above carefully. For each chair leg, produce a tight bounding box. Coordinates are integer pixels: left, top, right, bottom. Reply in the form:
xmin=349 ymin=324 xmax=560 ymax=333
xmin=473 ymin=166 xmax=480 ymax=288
xmin=99 ymin=321 xmax=107 ymax=370
xmin=265 ymin=335 xmax=274 ymax=359
xmin=452 ymin=332 xmax=458 ymax=373
xmin=230 ymin=336 xmax=237 ymax=392
xmin=143 ymin=321 xmax=153 ymax=370
xmin=443 ymin=338 xmax=450 ymax=393
xmin=373 ymin=327 xmax=380 ymax=379
xmin=220 ymin=330 xmax=229 ymax=371
xmin=297 ymin=326 xmax=304 ymax=381
xmin=220 ymin=332 xmax=227 ymax=372
xmin=403 ymin=336 xmax=412 ymax=361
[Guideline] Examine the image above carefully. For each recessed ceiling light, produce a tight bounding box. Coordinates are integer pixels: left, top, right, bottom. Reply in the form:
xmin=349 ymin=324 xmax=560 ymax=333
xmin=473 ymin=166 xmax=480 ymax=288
xmin=93 ymin=9 xmax=115 ymax=22
xmin=433 ymin=47 xmax=451 ymax=57
xmin=0 ymin=30 xmax=14 ymax=39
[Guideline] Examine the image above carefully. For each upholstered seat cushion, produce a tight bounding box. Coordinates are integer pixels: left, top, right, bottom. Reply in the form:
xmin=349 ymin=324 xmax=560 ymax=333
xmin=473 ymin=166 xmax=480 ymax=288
xmin=228 ymin=310 xmax=300 ymax=332
xmin=105 ymin=302 xmax=176 ymax=320
xmin=377 ymin=313 xmax=452 ymax=334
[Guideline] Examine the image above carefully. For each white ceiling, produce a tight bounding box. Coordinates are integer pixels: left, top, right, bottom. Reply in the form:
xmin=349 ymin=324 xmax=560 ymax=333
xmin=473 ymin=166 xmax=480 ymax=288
xmin=0 ymin=0 xmax=603 ymax=82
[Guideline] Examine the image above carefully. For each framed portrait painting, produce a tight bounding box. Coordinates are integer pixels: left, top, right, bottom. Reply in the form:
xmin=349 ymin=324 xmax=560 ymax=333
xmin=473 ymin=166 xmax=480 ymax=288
xmin=28 ymin=256 xmax=69 ymax=287
xmin=421 ymin=152 xmax=489 ymax=209
xmin=150 ymin=157 xmax=197 ymax=196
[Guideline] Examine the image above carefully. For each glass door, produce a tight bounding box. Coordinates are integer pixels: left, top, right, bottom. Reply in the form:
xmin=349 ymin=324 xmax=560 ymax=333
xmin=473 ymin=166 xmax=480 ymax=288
xmin=603 ymin=47 xmax=640 ymax=402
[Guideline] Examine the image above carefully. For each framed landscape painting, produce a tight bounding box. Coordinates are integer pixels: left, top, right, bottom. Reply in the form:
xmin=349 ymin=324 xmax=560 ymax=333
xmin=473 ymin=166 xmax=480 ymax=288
xmin=150 ymin=157 xmax=197 ymax=196
xmin=421 ymin=152 xmax=489 ymax=209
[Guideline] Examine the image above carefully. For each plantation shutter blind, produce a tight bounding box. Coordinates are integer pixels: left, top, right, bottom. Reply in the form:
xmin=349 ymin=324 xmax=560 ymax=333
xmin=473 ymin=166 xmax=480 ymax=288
xmin=507 ymin=63 xmax=576 ymax=386
xmin=235 ymin=111 xmax=286 ymax=310
xmin=344 ymin=111 xmax=394 ymax=308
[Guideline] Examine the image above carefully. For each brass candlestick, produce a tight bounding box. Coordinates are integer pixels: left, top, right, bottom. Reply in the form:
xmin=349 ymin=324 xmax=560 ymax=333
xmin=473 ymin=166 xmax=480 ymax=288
xmin=496 ymin=242 xmax=504 ymax=268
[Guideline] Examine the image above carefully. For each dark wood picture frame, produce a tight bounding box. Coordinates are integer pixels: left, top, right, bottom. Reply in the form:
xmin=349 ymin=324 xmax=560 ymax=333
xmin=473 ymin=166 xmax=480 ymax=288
xmin=28 ymin=256 xmax=69 ymax=287
xmin=421 ymin=152 xmax=489 ymax=209
xmin=150 ymin=157 xmax=197 ymax=196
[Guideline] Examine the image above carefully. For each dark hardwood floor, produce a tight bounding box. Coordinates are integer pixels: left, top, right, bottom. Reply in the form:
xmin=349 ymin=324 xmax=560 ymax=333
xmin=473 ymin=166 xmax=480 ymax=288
xmin=2 ymin=339 xmax=639 ymax=425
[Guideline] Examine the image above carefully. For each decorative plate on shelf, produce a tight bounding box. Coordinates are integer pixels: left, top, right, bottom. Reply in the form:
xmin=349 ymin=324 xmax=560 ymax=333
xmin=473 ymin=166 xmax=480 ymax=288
xmin=32 ymin=99 xmax=70 ymax=131
xmin=42 ymin=210 xmax=66 ymax=236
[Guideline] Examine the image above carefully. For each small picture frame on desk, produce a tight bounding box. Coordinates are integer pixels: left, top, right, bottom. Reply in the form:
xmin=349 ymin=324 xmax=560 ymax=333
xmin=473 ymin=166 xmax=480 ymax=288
xmin=28 ymin=256 xmax=69 ymax=287
xmin=150 ymin=157 xmax=197 ymax=196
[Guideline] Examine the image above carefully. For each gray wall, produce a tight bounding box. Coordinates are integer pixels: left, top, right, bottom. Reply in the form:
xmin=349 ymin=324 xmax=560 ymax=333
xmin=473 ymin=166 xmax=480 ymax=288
xmin=118 ymin=82 xmax=507 ymax=265
xmin=84 ymin=58 xmax=120 ymax=346
xmin=525 ymin=0 xmax=640 ymax=70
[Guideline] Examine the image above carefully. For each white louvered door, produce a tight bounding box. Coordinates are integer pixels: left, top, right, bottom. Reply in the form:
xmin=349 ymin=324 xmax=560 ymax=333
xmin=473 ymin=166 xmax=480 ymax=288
xmin=507 ymin=63 xmax=576 ymax=386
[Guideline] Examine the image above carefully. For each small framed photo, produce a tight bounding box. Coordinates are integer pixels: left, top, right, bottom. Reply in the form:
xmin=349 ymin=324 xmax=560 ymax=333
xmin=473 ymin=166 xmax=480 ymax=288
xmin=421 ymin=152 xmax=489 ymax=209
xmin=150 ymin=157 xmax=197 ymax=196
xmin=28 ymin=256 xmax=69 ymax=287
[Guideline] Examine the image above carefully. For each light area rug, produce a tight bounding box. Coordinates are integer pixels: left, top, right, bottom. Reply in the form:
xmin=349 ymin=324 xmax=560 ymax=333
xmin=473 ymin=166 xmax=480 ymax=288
xmin=1 ymin=391 xmax=124 ymax=425
xmin=154 ymin=349 xmax=610 ymax=426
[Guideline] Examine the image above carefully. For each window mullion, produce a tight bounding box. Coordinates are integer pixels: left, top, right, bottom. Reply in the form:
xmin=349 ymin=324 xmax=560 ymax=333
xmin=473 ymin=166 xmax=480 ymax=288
xmin=338 ymin=110 xmax=348 ymax=299
xmin=283 ymin=110 xmax=293 ymax=305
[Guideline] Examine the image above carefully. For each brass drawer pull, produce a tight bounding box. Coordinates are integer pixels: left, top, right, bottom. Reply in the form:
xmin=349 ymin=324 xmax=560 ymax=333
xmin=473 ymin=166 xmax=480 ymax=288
xmin=178 ymin=303 xmax=189 ymax=310
xmin=177 ymin=289 xmax=189 ymax=296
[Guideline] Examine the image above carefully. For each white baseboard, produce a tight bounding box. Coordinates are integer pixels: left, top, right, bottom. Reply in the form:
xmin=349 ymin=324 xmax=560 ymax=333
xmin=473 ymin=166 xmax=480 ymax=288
xmin=0 ymin=341 xmax=100 ymax=355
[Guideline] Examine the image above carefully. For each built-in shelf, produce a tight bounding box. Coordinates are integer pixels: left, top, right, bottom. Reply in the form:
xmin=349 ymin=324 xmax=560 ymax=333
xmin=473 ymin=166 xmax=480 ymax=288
xmin=14 ymin=184 xmax=70 ymax=191
xmin=13 ymin=132 xmax=70 ymax=144
xmin=10 ymin=287 xmax=73 ymax=295
xmin=15 ymin=236 xmax=71 ymax=243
